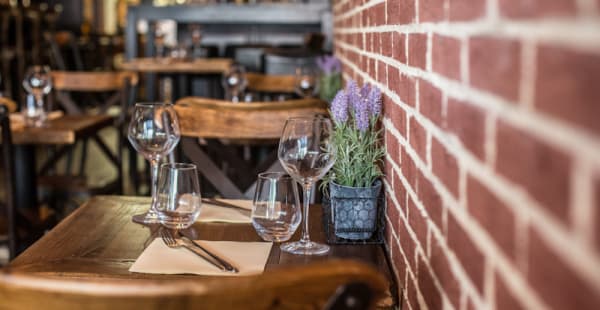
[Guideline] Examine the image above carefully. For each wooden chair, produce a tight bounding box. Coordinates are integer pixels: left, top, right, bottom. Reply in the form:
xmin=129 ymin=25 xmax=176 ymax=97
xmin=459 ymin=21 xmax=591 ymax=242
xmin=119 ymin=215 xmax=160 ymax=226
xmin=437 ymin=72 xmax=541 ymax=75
xmin=174 ymin=96 xmax=328 ymax=198
xmin=0 ymin=104 xmax=17 ymax=260
xmin=39 ymin=71 xmax=138 ymax=199
xmin=245 ymin=72 xmax=296 ymax=97
xmin=0 ymin=97 xmax=17 ymax=113
xmin=0 ymin=259 xmax=387 ymax=309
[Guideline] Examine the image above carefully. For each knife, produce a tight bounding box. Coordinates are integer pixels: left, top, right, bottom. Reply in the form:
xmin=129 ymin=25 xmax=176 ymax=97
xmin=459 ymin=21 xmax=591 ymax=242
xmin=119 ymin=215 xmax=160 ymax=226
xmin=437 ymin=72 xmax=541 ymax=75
xmin=178 ymin=231 xmax=239 ymax=273
xmin=201 ymin=198 xmax=251 ymax=214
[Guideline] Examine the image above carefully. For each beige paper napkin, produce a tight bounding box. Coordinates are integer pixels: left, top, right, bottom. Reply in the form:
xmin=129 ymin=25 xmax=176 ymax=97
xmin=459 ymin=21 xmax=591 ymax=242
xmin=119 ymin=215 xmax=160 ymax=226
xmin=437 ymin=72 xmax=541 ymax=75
xmin=129 ymin=238 xmax=272 ymax=276
xmin=197 ymin=199 xmax=252 ymax=223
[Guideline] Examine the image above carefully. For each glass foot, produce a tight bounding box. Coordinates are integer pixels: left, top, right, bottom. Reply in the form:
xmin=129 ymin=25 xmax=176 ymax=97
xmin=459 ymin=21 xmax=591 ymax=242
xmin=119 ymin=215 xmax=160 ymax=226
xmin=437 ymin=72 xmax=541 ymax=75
xmin=280 ymin=240 xmax=330 ymax=255
xmin=132 ymin=210 xmax=160 ymax=225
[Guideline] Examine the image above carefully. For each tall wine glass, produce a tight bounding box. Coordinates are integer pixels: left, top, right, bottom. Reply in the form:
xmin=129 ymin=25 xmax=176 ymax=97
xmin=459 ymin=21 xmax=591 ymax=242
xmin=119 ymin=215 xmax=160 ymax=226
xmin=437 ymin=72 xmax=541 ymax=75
xmin=294 ymin=66 xmax=319 ymax=98
xmin=278 ymin=116 xmax=336 ymax=255
xmin=221 ymin=64 xmax=247 ymax=103
xmin=22 ymin=65 xmax=52 ymax=125
xmin=128 ymin=102 xmax=180 ymax=224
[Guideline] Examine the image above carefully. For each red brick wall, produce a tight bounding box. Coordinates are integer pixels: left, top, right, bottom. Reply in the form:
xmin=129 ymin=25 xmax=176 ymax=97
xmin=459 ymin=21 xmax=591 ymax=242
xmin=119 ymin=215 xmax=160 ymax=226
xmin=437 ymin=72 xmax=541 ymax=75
xmin=332 ymin=0 xmax=600 ymax=309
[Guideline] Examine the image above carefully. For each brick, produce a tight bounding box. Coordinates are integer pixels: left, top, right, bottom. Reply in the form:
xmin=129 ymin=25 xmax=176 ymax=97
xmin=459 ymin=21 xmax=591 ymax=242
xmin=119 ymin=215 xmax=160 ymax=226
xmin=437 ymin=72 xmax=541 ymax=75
xmin=449 ymin=0 xmax=486 ymax=21
xmin=408 ymin=197 xmax=428 ymax=248
xmin=432 ymin=138 xmax=459 ymax=198
xmin=447 ymin=213 xmax=485 ymax=294
xmin=374 ymin=3 xmax=386 ymax=26
xmin=408 ymin=33 xmax=428 ymax=70
xmin=382 ymin=32 xmax=393 ymax=58
xmin=467 ymin=176 xmax=516 ymax=259
xmin=499 ymin=0 xmax=577 ymax=18
xmin=378 ymin=61 xmax=387 ymax=84
xmin=390 ymin=239 xmax=406 ymax=289
xmin=388 ymin=96 xmax=407 ymax=138
xmin=419 ymin=0 xmax=445 ymax=22
xmin=373 ymin=33 xmax=382 ymax=55
xmin=387 ymin=0 xmax=401 ymax=24
xmin=386 ymin=130 xmax=400 ymax=163
xmin=401 ymin=147 xmax=418 ymax=191
xmin=399 ymin=0 xmax=416 ymax=24
xmin=535 ymin=45 xmax=600 ymax=135
xmin=528 ymin=229 xmax=600 ymax=309
xmin=495 ymin=273 xmax=525 ymax=310
xmin=406 ymin=275 xmax=419 ymax=310
xmin=387 ymin=197 xmax=401 ymax=239
xmin=399 ymin=73 xmax=416 ymax=107
xmin=446 ymin=99 xmax=486 ymax=160
xmin=417 ymin=171 xmax=443 ymax=229
xmin=596 ymin=177 xmax=600 ymax=249
xmin=409 ymin=118 xmax=427 ymax=163
xmin=418 ymin=79 xmax=443 ymax=126
xmin=430 ymin=237 xmax=461 ymax=308
xmin=394 ymin=171 xmax=408 ymax=215
xmin=418 ymin=256 xmax=443 ymax=310
xmin=496 ymin=121 xmax=571 ymax=222
xmin=399 ymin=217 xmax=417 ymax=269
xmin=393 ymin=32 xmax=406 ymax=64
xmin=469 ymin=37 xmax=521 ymax=101
xmin=432 ymin=35 xmax=461 ymax=81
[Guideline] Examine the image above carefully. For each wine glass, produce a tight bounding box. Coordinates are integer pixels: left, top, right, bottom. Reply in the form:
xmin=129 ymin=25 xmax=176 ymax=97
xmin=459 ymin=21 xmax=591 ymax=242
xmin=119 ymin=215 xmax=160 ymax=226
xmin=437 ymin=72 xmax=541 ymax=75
xmin=221 ymin=64 xmax=247 ymax=103
xmin=278 ymin=116 xmax=336 ymax=255
xmin=251 ymin=172 xmax=301 ymax=242
xmin=22 ymin=65 xmax=52 ymax=125
xmin=294 ymin=66 xmax=319 ymax=98
xmin=155 ymin=163 xmax=202 ymax=229
xmin=128 ymin=102 xmax=181 ymax=224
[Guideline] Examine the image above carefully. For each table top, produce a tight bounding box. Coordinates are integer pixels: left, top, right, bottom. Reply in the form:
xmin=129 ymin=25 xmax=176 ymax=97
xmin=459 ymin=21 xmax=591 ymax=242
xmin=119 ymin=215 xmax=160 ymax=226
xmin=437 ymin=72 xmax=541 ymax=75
xmin=121 ymin=58 xmax=232 ymax=74
xmin=8 ymin=196 xmax=396 ymax=307
xmin=10 ymin=114 xmax=114 ymax=145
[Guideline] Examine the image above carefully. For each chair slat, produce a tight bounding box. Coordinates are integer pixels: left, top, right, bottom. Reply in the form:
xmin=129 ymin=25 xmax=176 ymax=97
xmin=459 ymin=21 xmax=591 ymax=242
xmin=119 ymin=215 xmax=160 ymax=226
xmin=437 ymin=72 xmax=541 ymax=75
xmin=174 ymin=97 xmax=328 ymax=140
xmin=50 ymin=71 xmax=138 ymax=92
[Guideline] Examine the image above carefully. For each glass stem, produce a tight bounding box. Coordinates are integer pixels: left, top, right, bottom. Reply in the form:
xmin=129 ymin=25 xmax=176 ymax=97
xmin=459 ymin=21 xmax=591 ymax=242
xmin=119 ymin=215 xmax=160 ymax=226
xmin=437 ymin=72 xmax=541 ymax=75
xmin=149 ymin=157 xmax=160 ymax=212
xmin=300 ymin=182 xmax=312 ymax=244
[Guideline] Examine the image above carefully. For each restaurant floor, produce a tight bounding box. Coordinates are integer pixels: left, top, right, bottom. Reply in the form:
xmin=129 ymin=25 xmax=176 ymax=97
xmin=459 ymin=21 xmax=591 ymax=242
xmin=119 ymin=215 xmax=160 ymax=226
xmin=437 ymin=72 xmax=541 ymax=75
xmin=0 ymin=126 xmax=138 ymax=265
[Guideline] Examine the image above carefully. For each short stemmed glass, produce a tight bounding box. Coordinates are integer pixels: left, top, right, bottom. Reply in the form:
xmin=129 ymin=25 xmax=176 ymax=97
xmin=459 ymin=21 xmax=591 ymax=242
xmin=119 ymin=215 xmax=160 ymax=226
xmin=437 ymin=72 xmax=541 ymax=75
xmin=221 ymin=64 xmax=247 ymax=103
xmin=22 ymin=65 xmax=52 ymax=126
xmin=278 ymin=116 xmax=336 ymax=255
xmin=128 ymin=102 xmax=181 ymax=224
xmin=294 ymin=66 xmax=319 ymax=98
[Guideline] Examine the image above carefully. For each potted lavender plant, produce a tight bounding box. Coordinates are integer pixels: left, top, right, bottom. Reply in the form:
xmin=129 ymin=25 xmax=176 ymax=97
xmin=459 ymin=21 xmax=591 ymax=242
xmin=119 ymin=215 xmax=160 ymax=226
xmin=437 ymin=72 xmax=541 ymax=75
xmin=316 ymin=55 xmax=343 ymax=103
xmin=322 ymin=80 xmax=385 ymax=240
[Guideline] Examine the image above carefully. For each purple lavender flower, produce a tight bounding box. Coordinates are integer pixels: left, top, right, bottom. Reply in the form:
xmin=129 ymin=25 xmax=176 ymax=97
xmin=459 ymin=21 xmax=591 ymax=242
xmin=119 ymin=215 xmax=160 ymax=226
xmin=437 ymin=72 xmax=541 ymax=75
xmin=330 ymin=89 xmax=349 ymax=124
xmin=317 ymin=55 xmax=342 ymax=75
xmin=367 ymin=86 xmax=382 ymax=118
xmin=353 ymin=97 xmax=369 ymax=132
xmin=360 ymin=83 xmax=370 ymax=100
xmin=345 ymin=79 xmax=361 ymax=108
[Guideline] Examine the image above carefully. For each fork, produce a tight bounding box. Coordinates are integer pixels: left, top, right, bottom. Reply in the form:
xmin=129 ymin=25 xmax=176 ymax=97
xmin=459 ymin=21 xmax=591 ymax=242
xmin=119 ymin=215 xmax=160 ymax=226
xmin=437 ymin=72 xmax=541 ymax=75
xmin=160 ymin=229 xmax=235 ymax=273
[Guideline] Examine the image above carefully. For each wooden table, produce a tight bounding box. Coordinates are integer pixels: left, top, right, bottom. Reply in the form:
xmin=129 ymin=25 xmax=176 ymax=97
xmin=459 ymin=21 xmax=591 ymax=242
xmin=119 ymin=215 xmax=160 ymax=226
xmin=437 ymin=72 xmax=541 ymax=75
xmin=121 ymin=58 xmax=232 ymax=74
xmin=121 ymin=58 xmax=233 ymax=101
xmin=7 ymin=114 xmax=115 ymax=211
xmin=8 ymin=196 xmax=397 ymax=308
xmin=10 ymin=114 xmax=114 ymax=145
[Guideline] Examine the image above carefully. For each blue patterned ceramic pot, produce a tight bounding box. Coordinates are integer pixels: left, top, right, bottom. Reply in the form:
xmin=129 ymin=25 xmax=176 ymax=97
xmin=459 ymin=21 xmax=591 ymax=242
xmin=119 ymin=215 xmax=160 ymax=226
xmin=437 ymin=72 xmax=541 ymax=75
xmin=330 ymin=179 xmax=382 ymax=240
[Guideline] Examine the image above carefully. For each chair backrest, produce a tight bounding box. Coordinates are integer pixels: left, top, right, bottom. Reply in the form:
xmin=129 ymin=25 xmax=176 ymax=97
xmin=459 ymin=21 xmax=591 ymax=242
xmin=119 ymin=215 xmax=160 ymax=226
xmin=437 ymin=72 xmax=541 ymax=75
xmin=245 ymin=72 xmax=296 ymax=94
xmin=0 ymin=104 xmax=17 ymax=260
xmin=263 ymin=48 xmax=320 ymax=75
xmin=0 ymin=97 xmax=17 ymax=113
xmin=0 ymin=259 xmax=387 ymax=310
xmin=174 ymin=97 xmax=328 ymax=140
xmin=49 ymin=71 xmax=138 ymax=115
